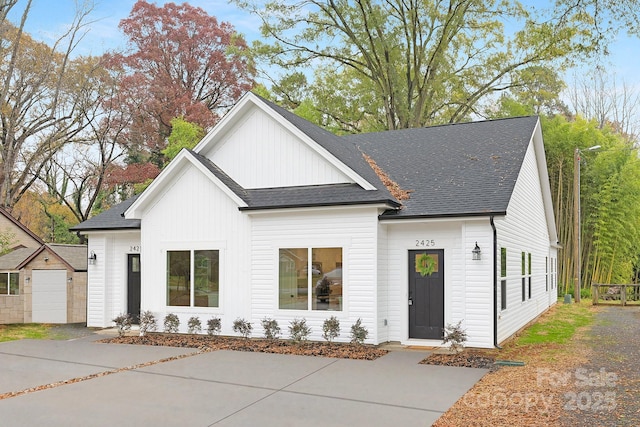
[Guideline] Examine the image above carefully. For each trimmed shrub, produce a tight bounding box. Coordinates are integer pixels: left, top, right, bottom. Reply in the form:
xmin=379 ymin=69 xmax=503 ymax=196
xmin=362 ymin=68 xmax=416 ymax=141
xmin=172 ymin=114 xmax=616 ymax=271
xmin=350 ymin=318 xmax=368 ymax=345
xmin=289 ymin=318 xmax=311 ymax=343
xmin=113 ymin=313 xmax=132 ymax=337
xmin=442 ymin=320 xmax=467 ymax=353
xmin=322 ymin=316 xmax=340 ymax=343
xmin=187 ymin=316 xmax=202 ymax=334
xmin=207 ymin=316 xmax=222 ymax=336
xmin=261 ymin=317 xmax=281 ymax=340
xmin=139 ymin=310 xmax=157 ymax=336
xmin=164 ymin=313 xmax=180 ymax=333
xmin=233 ymin=318 xmax=252 ymax=339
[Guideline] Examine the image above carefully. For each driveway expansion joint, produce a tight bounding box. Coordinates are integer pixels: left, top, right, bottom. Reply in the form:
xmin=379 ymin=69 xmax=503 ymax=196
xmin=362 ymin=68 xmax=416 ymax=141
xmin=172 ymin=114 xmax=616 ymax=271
xmin=0 ymin=349 xmax=203 ymax=401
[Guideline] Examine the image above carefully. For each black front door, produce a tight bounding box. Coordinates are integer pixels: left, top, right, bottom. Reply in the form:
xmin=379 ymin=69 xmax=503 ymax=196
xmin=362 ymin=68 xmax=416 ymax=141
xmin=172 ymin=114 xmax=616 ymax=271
xmin=409 ymin=249 xmax=444 ymax=339
xmin=127 ymin=254 xmax=141 ymax=323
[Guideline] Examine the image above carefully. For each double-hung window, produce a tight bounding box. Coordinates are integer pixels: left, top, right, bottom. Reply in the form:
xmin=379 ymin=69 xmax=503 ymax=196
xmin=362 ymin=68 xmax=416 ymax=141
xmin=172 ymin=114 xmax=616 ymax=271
xmin=167 ymin=250 xmax=219 ymax=307
xmin=500 ymin=248 xmax=507 ymax=310
xmin=0 ymin=272 xmax=19 ymax=295
xmin=528 ymin=253 xmax=532 ymax=299
xmin=279 ymin=247 xmax=342 ymax=311
xmin=521 ymin=252 xmax=526 ymax=302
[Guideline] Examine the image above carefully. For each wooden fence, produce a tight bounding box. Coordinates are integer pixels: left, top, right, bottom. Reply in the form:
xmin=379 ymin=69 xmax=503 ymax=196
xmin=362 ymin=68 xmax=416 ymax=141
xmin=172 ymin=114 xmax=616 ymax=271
xmin=592 ymin=283 xmax=640 ymax=306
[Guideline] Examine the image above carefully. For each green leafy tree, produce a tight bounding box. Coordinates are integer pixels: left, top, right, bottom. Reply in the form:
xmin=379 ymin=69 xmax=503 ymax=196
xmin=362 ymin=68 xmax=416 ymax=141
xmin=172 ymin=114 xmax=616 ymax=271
xmin=541 ymin=115 xmax=640 ymax=293
xmin=238 ymin=0 xmax=640 ymax=131
xmin=162 ymin=118 xmax=205 ymax=161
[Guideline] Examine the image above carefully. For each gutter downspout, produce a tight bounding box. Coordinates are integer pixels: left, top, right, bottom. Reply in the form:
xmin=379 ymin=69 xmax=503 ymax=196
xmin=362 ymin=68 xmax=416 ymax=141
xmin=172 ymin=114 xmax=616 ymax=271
xmin=491 ymin=215 xmax=502 ymax=349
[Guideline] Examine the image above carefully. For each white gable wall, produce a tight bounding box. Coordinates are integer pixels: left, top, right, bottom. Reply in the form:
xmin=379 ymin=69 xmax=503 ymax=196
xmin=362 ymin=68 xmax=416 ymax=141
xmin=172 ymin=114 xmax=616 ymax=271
xmin=495 ymin=140 xmax=556 ymax=344
xmin=86 ymin=231 xmax=141 ymax=327
xmin=249 ymin=206 xmax=380 ymax=343
xmin=138 ymin=164 xmax=251 ymax=334
xmin=203 ymin=107 xmax=352 ymax=189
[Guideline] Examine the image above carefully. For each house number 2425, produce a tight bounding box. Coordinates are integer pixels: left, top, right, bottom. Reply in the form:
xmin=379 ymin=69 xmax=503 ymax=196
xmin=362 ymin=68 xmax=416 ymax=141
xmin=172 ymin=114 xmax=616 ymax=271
xmin=415 ymin=239 xmax=435 ymax=247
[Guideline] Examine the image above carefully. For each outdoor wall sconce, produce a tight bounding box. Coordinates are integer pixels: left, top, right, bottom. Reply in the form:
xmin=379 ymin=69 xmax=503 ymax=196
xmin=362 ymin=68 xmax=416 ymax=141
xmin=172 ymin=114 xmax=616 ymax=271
xmin=25 ymin=277 xmax=30 ymax=283
xmin=88 ymin=251 xmax=97 ymax=265
xmin=472 ymin=242 xmax=481 ymax=261
xmin=68 ymin=277 xmax=73 ymax=283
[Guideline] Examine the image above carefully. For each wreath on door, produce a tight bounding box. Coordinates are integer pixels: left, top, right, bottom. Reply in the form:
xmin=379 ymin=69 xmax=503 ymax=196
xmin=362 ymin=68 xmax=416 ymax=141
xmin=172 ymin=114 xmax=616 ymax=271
xmin=416 ymin=253 xmax=436 ymax=277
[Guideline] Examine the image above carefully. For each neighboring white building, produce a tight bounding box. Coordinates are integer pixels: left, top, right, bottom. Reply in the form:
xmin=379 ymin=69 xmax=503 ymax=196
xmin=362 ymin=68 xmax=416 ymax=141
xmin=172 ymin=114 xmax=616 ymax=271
xmin=72 ymin=92 xmax=559 ymax=348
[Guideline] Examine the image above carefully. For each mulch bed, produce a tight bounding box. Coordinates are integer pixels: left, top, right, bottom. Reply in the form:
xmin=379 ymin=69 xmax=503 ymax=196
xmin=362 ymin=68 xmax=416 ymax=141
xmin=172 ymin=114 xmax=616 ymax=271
xmin=101 ymin=334 xmax=388 ymax=360
xmin=103 ymin=333 xmax=506 ymax=368
xmin=421 ymin=350 xmax=499 ymax=371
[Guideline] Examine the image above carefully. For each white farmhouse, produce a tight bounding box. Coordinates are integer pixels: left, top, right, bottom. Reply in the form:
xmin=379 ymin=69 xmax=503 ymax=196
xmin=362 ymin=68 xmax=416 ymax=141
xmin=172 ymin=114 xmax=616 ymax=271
xmin=72 ymin=92 xmax=559 ymax=348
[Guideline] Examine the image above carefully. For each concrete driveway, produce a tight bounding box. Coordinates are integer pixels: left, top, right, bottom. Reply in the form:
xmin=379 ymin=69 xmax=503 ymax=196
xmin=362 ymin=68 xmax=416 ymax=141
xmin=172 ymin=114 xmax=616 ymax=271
xmin=0 ymin=336 xmax=487 ymax=426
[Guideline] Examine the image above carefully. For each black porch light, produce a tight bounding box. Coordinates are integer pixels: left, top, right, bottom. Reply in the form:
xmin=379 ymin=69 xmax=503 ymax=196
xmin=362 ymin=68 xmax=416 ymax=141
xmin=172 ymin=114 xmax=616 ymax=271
xmin=88 ymin=250 xmax=97 ymax=265
xmin=472 ymin=242 xmax=481 ymax=261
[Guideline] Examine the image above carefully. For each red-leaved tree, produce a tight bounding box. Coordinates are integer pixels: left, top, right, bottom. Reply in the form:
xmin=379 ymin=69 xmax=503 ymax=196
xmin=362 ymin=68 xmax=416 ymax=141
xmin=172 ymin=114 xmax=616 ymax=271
xmin=107 ymin=0 xmax=254 ymax=166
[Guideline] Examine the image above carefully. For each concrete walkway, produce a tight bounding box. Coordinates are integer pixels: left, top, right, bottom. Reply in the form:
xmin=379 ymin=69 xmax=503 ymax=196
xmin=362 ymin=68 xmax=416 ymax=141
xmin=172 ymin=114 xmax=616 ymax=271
xmin=0 ymin=336 xmax=487 ymax=426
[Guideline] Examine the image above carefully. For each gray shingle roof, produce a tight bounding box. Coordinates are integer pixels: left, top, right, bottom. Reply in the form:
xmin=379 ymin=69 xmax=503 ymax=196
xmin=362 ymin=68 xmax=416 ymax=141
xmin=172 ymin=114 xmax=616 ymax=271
xmin=188 ymin=150 xmax=250 ymax=203
xmin=188 ymin=148 xmax=399 ymax=211
xmin=70 ymin=195 xmax=141 ymax=232
xmin=344 ymin=116 xmax=539 ymax=218
xmin=242 ymin=183 xmax=399 ymax=211
xmin=46 ymin=244 xmax=88 ymax=271
xmin=72 ymin=102 xmax=538 ymax=230
xmin=0 ymin=244 xmax=87 ymax=271
xmin=0 ymin=247 xmax=37 ymax=270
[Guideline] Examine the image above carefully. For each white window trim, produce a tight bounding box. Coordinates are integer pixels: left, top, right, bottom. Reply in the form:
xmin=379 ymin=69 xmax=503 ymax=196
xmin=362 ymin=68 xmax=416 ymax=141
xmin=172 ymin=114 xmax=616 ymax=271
xmin=0 ymin=271 xmax=20 ymax=296
xmin=165 ymin=247 xmax=222 ymax=310
xmin=276 ymin=245 xmax=346 ymax=314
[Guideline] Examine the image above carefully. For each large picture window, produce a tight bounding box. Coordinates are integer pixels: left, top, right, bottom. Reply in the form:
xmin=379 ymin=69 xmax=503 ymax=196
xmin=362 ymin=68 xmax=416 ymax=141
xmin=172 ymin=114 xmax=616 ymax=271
xmin=279 ymin=247 xmax=342 ymax=311
xmin=0 ymin=272 xmax=19 ymax=295
xmin=167 ymin=250 xmax=219 ymax=307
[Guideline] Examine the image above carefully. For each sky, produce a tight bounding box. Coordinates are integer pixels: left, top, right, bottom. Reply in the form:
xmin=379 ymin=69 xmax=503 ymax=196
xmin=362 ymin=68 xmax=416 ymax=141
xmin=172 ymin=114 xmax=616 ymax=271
xmin=8 ymin=0 xmax=262 ymax=56
xmin=7 ymin=0 xmax=640 ymax=101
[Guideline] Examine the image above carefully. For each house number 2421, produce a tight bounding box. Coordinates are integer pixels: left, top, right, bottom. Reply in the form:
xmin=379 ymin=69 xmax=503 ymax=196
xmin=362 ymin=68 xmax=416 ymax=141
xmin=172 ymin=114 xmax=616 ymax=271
xmin=415 ymin=239 xmax=435 ymax=247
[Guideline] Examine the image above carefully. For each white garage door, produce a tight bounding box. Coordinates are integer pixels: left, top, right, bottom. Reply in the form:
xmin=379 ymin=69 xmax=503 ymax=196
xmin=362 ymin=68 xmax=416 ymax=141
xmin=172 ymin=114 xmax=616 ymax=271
xmin=32 ymin=270 xmax=67 ymax=323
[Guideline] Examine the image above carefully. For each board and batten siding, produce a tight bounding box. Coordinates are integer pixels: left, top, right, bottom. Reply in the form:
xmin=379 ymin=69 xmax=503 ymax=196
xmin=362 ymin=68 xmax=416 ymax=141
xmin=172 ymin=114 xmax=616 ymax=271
xmin=249 ymin=207 xmax=380 ymax=344
xmin=384 ymin=220 xmax=494 ymax=348
xmin=376 ymin=221 xmax=389 ymax=343
xmin=205 ymin=107 xmax=351 ymax=189
xmin=495 ymin=139 xmax=556 ymax=344
xmin=138 ymin=164 xmax=251 ymax=335
xmin=86 ymin=231 xmax=140 ymax=327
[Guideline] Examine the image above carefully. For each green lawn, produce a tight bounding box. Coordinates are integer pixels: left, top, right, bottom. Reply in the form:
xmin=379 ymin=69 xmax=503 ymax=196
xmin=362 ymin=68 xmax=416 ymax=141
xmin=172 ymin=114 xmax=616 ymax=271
xmin=0 ymin=324 xmax=51 ymax=342
xmin=516 ymin=301 xmax=593 ymax=346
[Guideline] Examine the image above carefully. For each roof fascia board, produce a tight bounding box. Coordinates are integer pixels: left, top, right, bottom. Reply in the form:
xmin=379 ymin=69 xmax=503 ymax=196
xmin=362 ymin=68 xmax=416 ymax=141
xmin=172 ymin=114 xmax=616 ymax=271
xmin=194 ymin=92 xmax=377 ymax=191
xmin=73 ymin=227 xmax=141 ymax=234
xmin=0 ymin=206 xmax=45 ymax=246
xmin=17 ymin=245 xmax=75 ymax=271
xmin=186 ymin=151 xmax=248 ymax=207
xmin=251 ymin=95 xmax=377 ymax=191
xmin=532 ymin=118 xmax=559 ymax=243
xmin=125 ymin=150 xmax=191 ymax=219
xmin=192 ymin=93 xmax=254 ymax=153
xmin=241 ymin=202 xmax=394 ymax=216
xmin=379 ymin=214 xmax=504 ymax=224
xmin=125 ymin=150 xmax=247 ymax=219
